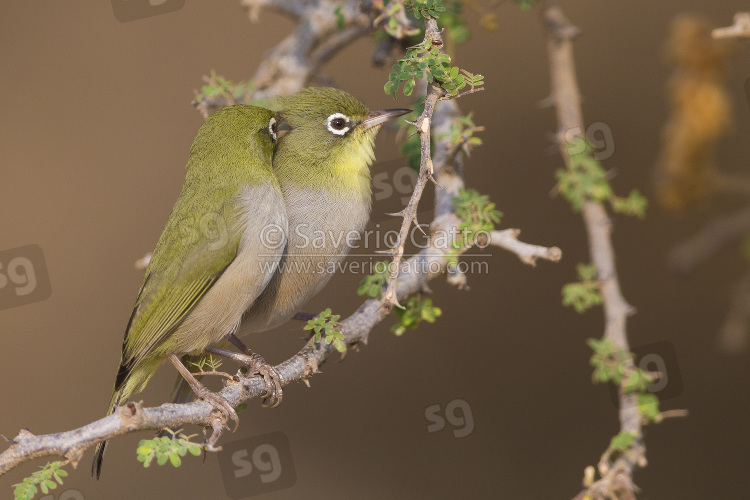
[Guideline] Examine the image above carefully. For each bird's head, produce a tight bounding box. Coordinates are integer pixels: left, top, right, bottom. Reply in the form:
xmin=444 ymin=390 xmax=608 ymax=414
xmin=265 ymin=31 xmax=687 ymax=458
xmin=275 ymin=88 xmax=410 ymax=193
xmin=187 ymin=105 xmax=279 ymax=182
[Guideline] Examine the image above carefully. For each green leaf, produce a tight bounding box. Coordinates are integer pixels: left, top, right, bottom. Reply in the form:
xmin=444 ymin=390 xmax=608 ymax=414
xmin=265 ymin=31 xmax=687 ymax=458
xmin=334 ymin=5 xmax=345 ymax=29
xmin=637 ymin=393 xmax=660 ymax=420
xmin=334 ymin=338 xmax=346 ymax=353
xmin=403 ymin=79 xmax=416 ymax=96
xmin=609 ymin=431 xmax=637 ymax=451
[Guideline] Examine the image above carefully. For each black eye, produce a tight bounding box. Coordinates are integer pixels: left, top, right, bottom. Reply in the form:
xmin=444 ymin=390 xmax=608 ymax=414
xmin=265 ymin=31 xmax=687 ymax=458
xmin=327 ymin=113 xmax=351 ymax=135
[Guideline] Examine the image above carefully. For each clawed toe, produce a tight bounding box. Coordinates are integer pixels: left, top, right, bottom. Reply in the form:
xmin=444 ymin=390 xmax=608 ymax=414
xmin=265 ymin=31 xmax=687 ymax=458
xmin=204 ymin=343 xmax=284 ymax=409
xmin=195 ymin=387 xmax=239 ymax=431
xmin=248 ymin=355 xmax=283 ymax=408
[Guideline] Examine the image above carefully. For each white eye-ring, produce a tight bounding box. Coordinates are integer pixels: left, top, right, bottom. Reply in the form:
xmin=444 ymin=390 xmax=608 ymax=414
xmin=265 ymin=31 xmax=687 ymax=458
xmin=268 ymin=117 xmax=278 ymax=141
xmin=327 ymin=113 xmax=351 ymax=136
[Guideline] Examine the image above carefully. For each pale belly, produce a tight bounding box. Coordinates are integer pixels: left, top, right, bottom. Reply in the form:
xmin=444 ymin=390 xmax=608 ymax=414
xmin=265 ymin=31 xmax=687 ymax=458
xmin=241 ymin=187 xmax=370 ymax=334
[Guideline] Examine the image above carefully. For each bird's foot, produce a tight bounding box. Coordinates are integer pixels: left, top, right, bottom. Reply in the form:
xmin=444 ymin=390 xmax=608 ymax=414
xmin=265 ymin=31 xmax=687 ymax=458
xmin=193 ymin=385 xmax=239 ymax=431
xmin=168 ymin=353 xmax=240 ymax=431
xmin=244 ymin=353 xmax=283 ymax=409
xmin=205 ymin=341 xmax=284 ymax=409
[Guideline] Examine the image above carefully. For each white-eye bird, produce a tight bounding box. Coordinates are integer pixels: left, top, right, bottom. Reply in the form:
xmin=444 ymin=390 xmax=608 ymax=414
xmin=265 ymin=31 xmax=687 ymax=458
xmin=242 ymin=88 xmax=410 ymax=334
xmin=169 ymin=89 xmax=410 ymax=406
xmin=92 ymin=105 xmax=287 ymax=478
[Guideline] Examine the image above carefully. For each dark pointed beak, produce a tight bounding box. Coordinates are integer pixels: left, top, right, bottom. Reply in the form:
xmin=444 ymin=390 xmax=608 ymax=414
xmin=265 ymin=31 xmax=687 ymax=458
xmin=361 ymin=108 xmax=412 ymax=130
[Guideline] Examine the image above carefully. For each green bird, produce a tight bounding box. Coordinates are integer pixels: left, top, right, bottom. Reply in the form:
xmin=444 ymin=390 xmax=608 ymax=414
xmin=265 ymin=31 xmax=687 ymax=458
xmin=170 ymin=88 xmax=410 ymax=405
xmin=92 ymin=104 xmax=287 ymax=478
xmin=241 ymin=88 xmax=410 ymax=336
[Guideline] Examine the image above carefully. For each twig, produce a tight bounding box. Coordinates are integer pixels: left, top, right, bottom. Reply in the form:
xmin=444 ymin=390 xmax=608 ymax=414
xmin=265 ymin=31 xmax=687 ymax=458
xmin=490 ymin=229 xmax=562 ymax=266
xmin=712 ymin=12 xmax=750 ymax=39
xmin=192 ymin=371 xmax=236 ymax=379
xmin=195 ymin=0 xmax=373 ymax=117
xmin=380 ymin=18 xmax=446 ymax=311
xmin=540 ymin=2 xmax=643 ymax=498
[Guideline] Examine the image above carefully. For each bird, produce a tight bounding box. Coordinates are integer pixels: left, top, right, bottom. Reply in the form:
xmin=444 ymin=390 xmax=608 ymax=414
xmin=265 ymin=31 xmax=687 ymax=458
xmin=241 ymin=87 xmax=411 ymax=337
xmin=169 ymin=88 xmax=410 ymax=404
xmin=92 ymin=104 xmax=287 ymax=478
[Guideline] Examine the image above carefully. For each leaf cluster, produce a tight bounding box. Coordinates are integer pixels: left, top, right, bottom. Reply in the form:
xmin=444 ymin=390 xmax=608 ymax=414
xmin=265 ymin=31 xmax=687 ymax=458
xmin=304 ymin=308 xmax=346 ymax=353
xmin=392 ymin=297 xmax=442 ymax=335
xmin=437 ymin=111 xmax=484 ymax=156
xmin=198 ymin=70 xmax=252 ymax=102
xmin=371 ymin=0 xmax=420 ymax=40
xmin=407 ymin=0 xmax=447 ymax=19
xmin=136 ymin=429 xmax=202 ymax=468
xmin=453 ymin=188 xmax=502 ymax=235
xmin=357 ymin=261 xmax=391 ymax=297
xmin=194 ymin=70 xmax=273 ymax=109
xmin=587 ymin=339 xmax=661 ymax=421
xmin=561 ymin=263 xmax=602 ymax=313
xmin=13 ymin=462 xmax=68 ymax=500
xmin=384 ymin=39 xmax=483 ymax=99
xmin=557 ymin=137 xmax=647 ymax=217
xmin=448 ymin=188 xmax=501 ymax=264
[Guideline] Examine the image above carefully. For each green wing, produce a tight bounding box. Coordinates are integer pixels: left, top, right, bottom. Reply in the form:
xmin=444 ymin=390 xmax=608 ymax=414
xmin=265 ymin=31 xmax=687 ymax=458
xmin=114 ymin=181 xmax=244 ymax=392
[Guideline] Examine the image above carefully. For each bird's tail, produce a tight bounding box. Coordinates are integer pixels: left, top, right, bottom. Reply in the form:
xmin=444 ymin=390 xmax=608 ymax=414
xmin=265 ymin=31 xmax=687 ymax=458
xmin=91 ymin=356 xmax=159 ymax=479
xmin=91 ymin=389 xmax=121 ymax=479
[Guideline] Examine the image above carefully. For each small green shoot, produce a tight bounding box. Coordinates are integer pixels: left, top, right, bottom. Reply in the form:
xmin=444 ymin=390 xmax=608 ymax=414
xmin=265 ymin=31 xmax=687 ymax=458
xmin=305 ymin=308 xmax=346 ymax=353
xmin=136 ymin=428 xmax=202 ymax=468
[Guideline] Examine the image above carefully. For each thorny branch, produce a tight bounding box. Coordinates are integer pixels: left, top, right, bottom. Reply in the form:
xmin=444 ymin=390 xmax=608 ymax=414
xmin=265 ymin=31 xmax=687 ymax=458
xmin=540 ymin=1 xmax=643 ymax=499
xmin=195 ymin=0 xmax=373 ymax=117
xmin=380 ymin=18 xmax=448 ymax=310
xmin=1 ymin=0 xmax=562 ymax=480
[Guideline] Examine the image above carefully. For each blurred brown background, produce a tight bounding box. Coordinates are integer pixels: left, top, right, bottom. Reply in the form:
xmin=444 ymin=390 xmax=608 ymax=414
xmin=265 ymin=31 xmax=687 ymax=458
xmin=2 ymin=1 xmax=750 ymax=499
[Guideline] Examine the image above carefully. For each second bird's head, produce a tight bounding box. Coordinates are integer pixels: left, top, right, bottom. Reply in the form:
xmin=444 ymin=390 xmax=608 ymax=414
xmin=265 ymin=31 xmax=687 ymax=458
xmin=274 ymin=87 xmax=411 ymax=184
